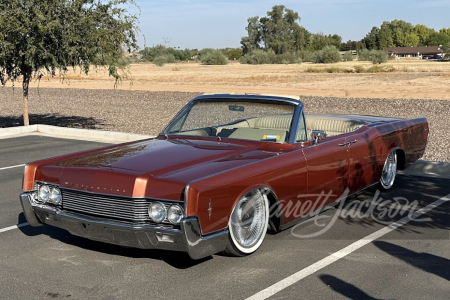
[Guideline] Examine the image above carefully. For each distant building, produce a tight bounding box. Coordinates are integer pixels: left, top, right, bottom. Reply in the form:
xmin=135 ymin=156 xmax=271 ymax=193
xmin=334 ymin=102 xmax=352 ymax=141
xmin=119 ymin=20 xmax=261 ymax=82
xmin=384 ymin=46 xmax=444 ymax=58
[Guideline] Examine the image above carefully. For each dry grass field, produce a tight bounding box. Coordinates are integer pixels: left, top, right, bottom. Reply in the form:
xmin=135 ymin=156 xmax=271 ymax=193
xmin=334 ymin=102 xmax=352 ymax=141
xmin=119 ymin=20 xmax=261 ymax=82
xmin=1 ymin=60 xmax=449 ymax=161
xmin=18 ymin=60 xmax=450 ymax=100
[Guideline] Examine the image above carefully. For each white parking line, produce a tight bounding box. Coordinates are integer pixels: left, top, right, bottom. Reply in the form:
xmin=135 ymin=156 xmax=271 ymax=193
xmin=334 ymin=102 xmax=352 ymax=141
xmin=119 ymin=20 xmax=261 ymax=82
xmin=246 ymin=193 xmax=450 ymax=300
xmin=0 ymin=222 xmax=29 ymax=234
xmin=0 ymin=164 xmax=25 ymax=171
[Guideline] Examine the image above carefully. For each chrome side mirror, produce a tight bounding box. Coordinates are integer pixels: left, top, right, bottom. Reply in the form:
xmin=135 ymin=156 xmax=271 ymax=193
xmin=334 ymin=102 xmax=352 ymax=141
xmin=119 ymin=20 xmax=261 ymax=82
xmin=311 ymin=130 xmax=327 ymax=144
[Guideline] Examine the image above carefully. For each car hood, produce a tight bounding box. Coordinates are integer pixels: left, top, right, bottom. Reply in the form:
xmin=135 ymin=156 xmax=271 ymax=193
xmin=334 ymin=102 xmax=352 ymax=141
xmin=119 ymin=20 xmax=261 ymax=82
xmin=44 ymin=138 xmax=280 ymax=199
xmin=52 ymin=138 xmax=276 ymax=173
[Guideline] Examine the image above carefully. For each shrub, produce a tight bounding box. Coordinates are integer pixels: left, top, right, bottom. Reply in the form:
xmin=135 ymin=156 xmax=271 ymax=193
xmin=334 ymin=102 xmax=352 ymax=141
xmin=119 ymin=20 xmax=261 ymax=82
xmin=369 ymin=50 xmax=388 ymax=64
xmin=197 ymin=48 xmax=215 ymax=60
xmin=358 ymin=49 xmax=388 ymax=64
xmin=276 ymin=52 xmax=302 ymax=64
xmin=342 ymin=51 xmax=354 ymax=62
xmin=358 ymin=49 xmax=371 ymax=61
xmin=240 ymin=50 xmax=301 ymax=64
xmin=153 ymin=56 xmax=167 ymax=67
xmin=240 ymin=49 xmax=277 ymax=64
xmin=201 ymin=50 xmax=228 ymax=65
xmin=314 ymin=46 xmax=342 ymax=63
xmin=298 ymin=50 xmax=316 ymax=62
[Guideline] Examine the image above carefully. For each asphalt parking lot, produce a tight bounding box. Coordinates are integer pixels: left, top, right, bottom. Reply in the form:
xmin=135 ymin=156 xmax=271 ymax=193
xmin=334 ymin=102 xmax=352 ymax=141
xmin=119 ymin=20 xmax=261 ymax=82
xmin=0 ymin=135 xmax=448 ymax=300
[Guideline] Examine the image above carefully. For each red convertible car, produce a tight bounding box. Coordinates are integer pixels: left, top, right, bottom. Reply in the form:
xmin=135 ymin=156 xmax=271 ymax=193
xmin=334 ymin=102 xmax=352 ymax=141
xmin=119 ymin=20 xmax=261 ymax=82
xmin=20 ymin=94 xmax=428 ymax=259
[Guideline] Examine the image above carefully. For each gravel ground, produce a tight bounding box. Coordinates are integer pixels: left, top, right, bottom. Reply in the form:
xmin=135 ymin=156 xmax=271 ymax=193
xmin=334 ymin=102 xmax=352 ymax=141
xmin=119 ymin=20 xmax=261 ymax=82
xmin=0 ymin=87 xmax=448 ymax=162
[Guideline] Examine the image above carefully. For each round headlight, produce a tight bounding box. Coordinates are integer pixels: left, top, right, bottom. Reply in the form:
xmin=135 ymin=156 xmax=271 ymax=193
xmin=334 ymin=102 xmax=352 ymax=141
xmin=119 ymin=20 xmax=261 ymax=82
xmin=49 ymin=187 xmax=62 ymax=205
xmin=148 ymin=202 xmax=166 ymax=223
xmin=167 ymin=205 xmax=184 ymax=224
xmin=38 ymin=185 xmax=50 ymax=202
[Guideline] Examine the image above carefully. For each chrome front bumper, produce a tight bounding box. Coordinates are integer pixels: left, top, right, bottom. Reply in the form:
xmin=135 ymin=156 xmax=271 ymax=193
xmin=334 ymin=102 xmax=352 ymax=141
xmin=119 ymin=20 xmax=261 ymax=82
xmin=20 ymin=192 xmax=228 ymax=260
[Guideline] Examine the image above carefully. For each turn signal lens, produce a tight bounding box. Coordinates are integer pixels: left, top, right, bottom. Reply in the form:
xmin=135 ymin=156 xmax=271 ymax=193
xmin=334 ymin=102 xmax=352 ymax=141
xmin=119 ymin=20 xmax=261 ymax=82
xmin=167 ymin=205 xmax=184 ymax=224
xmin=148 ymin=202 xmax=166 ymax=223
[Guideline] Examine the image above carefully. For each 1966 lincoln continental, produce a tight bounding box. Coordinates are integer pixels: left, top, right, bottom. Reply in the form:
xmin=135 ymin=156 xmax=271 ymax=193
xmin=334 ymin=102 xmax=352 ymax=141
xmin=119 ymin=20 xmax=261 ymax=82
xmin=20 ymin=94 xmax=428 ymax=259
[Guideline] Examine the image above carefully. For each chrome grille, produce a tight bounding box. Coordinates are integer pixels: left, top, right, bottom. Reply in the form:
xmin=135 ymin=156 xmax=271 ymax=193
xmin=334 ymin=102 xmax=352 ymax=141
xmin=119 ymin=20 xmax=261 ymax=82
xmin=61 ymin=189 xmax=152 ymax=222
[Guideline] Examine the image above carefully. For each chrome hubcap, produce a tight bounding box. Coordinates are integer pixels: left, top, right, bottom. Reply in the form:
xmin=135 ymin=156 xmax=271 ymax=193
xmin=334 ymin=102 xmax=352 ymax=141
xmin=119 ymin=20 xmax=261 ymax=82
xmin=230 ymin=190 xmax=267 ymax=249
xmin=381 ymin=151 xmax=397 ymax=188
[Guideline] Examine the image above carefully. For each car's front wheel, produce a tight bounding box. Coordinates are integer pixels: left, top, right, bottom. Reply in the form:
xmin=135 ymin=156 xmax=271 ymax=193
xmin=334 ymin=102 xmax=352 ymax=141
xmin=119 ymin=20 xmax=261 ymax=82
xmin=224 ymin=189 xmax=269 ymax=257
xmin=380 ymin=150 xmax=397 ymax=190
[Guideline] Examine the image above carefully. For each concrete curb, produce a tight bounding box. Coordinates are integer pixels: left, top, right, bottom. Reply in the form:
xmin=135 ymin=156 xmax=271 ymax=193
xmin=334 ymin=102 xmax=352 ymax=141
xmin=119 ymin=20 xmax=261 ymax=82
xmin=0 ymin=125 xmax=38 ymax=136
xmin=0 ymin=124 xmax=153 ymax=143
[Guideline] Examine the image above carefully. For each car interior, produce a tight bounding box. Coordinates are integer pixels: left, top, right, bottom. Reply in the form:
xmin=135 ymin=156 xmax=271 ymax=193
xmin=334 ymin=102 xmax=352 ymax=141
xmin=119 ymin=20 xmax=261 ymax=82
xmin=175 ymin=113 xmax=369 ymax=143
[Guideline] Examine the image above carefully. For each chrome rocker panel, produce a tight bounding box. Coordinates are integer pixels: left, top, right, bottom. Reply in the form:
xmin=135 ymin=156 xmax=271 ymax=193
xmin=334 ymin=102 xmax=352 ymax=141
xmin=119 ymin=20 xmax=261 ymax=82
xmin=20 ymin=193 xmax=228 ymax=260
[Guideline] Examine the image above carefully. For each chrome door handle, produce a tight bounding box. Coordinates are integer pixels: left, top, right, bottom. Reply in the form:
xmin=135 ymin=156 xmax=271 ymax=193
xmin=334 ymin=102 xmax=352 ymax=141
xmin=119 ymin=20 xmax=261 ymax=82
xmin=338 ymin=142 xmax=349 ymax=146
xmin=348 ymin=140 xmax=358 ymax=144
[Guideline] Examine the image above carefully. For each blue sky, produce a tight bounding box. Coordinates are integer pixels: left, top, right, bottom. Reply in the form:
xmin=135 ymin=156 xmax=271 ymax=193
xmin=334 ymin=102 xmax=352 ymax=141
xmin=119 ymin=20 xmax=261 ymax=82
xmin=131 ymin=0 xmax=450 ymax=49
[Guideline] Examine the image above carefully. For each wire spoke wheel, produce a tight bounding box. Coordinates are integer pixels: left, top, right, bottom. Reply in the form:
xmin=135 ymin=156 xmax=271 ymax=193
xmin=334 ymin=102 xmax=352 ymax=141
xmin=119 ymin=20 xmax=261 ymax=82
xmin=380 ymin=151 xmax=397 ymax=190
xmin=224 ymin=189 xmax=269 ymax=256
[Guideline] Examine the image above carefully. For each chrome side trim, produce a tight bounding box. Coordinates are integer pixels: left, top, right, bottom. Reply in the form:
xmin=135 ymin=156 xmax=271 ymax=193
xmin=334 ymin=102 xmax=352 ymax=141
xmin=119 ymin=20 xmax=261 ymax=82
xmin=184 ymin=184 xmax=190 ymax=218
xmin=22 ymin=164 xmax=27 ymax=191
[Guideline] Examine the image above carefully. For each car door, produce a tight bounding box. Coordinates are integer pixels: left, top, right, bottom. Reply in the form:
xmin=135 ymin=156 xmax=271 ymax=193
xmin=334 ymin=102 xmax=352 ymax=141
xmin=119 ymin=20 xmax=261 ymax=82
xmin=302 ymin=136 xmax=350 ymax=208
xmin=346 ymin=132 xmax=379 ymax=194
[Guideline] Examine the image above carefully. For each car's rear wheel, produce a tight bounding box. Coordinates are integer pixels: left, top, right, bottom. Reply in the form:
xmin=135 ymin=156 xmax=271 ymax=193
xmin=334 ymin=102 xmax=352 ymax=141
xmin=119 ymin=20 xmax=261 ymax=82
xmin=223 ymin=189 xmax=269 ymax=257
xmin=380 ymin=150 xmax=397 ymax=190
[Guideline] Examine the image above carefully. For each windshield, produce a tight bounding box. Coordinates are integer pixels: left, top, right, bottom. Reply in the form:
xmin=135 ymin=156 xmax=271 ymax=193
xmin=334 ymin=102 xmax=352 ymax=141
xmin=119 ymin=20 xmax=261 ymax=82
xmin=163 ymin=100 xmax=296 ymax=143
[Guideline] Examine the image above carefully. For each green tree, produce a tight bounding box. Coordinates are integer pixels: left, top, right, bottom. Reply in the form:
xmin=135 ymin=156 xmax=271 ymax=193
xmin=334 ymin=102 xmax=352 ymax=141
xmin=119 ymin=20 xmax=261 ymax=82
xmin=362 ymin=27 xmax=379 ymax=50
xmin=240 ymin=5 xmax=309 ymax=55
xmin=439 ymin=28 xmax=450 ymax=36
xmin=404 ymin=32 xmax=419 ymax=47
xmin=310 ymin=33 xmax=328 ymax=51
xmin=0 ymin=0 xmax=138 ymax=126
xmin=443 ymin=42 xmax=450 ymax=59
xmin=414 ymin=24 xmax=434 ymax=45
xmin=309 ymin=33 xmax=342 ymax=51
xmin=378 ymin=22 xmax=394 ymax=49
xmin=328 ymin=34 xmax=342 ymax=49
xmin=220 ymin=48 xmax=242 ymax=60
xmin=426 ymin=32 xmax=450 ymax=46
xmin=340 ymin=40 xmax=359 ymax=51
xmin=241 ymin=16 xmax=261 ymax=54
xmin=389 ymin=20 xmax=414 ymax=46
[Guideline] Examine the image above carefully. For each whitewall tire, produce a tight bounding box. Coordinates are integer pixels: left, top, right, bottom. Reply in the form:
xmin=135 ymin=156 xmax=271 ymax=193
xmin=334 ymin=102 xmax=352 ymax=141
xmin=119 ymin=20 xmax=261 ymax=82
xmin=380 ymin=150 xmax=397 ymax=190
xmin=224 ymin=189 xmax=269 ymax=256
